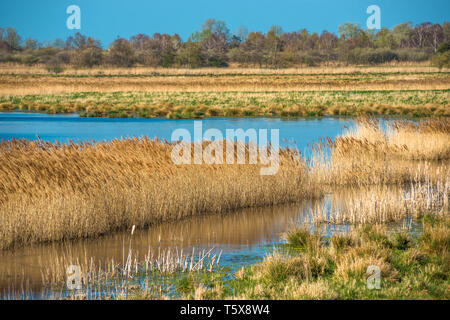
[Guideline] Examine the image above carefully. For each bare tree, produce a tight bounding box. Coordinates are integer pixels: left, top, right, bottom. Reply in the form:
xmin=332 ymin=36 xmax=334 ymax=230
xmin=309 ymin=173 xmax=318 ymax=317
xmin=430 ymin=24 xmax=444 ymax=52
xmin=5 ymin=27 xmax=21 ymax=50
xmin=108 ymin=38 xmax=136 ymax=67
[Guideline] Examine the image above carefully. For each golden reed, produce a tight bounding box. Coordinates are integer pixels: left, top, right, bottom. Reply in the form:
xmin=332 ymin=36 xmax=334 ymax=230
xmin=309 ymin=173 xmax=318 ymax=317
xmin=0 ymin=138 xmax=322 ymax=250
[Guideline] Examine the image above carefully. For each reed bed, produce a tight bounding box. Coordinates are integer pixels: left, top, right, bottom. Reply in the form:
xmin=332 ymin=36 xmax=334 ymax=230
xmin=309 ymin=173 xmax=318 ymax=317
xmin=312 ymin=117 xmax=450 ymax=186
xmin=341 ymin=117 xmax=450 ymax=160
xmin=306 ymin=117 xmax=450 ymax=227
xmin=39 ymin=245 xmax=222 ymax=297
xmin=1 ymin=225 xmax=222 ymax=300
xmin=0 ymin=137 xmax=322 ymax=250
xmin=310 ymin=179 xmax=449 ymax=225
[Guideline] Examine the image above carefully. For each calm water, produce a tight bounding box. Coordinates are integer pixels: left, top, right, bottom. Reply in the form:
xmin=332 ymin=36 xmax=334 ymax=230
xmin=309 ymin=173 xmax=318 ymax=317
xmin=0 ymin=113 xmax=355 ymax=299
xmin=0 ymin=202 xmax=342 ymax=297
xmin=0 ymin=112 xmax=353 ymax=153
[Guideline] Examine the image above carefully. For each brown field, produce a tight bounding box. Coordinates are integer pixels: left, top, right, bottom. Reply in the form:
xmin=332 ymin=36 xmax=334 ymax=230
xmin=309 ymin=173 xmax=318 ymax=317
xmin=1 ymin=71 xmax=449 ymax=96
xmin=0 ymin=64 xmax=448 ymax=118
xmin=312 ymin=117 xmax=450 ymax=186
xmin=0 ymin=62 xmax=442 ymax=75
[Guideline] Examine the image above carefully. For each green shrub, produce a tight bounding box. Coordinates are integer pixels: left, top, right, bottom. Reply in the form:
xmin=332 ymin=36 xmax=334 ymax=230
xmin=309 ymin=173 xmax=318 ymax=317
xmin=396 ymin=49 xmax=431 ymax=62
xmin=431 ymin=51 xmax=450 ymax=69
xmin=359 ymin=48 xmax=399 ymax=64
xmin=392 ymin=232 xmax=411 ymax=250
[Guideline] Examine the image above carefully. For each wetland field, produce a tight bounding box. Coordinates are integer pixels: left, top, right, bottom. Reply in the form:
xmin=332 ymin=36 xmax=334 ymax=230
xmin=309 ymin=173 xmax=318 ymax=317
xmin=0 ymin=65 xmax=449 ymax=300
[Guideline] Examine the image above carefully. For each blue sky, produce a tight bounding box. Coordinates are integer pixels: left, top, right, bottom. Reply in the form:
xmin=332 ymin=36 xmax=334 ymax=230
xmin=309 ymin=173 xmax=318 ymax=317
xmin=1 ymin=0 xmax=449 ymax=47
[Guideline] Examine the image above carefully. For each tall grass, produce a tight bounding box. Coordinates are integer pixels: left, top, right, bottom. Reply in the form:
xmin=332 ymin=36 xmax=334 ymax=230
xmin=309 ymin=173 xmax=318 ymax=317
xmin=185 ymin=215 xmax=450 ymax=300
xmin=306 ymin=117 xmax=449 ymax=225
xmin=0 ymin=117 xmax=448 ymax=250
xmin=0 ymin=69 xmax=449 ymax=95
xmin=0 ymin=138 xmax=322 ymax=250
xmin=311 ymin=117 xmax=450 ymax=186
xmin=310 ymin=182 xmax=449 ymax=225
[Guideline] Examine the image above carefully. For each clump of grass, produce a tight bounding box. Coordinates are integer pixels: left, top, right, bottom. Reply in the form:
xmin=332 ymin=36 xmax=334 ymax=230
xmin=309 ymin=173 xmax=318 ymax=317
xmin=330 ymin=234 xmax=354 ymax=251
xmin=187 ymin=215 xmax=449 ymax=300
xmin=392 ymin=232 xmax=411 ymax=251
xmin=420 ymin=214 xmax=450 ymax=256
xmin=284 ymin=228 xmax=322 ymax=252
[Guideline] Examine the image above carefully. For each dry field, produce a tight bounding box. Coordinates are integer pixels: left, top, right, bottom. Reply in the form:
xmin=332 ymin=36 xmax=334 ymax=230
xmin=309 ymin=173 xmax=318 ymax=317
xmin=0 ymin=70 xmax=449 ymax=95
xmin=0 ymin=64 xmax=448 ymax=118
xmin=0 ymin=65 xmax=448 ymax=118
xmin=0 ymin=62 xmax=442 ymax=75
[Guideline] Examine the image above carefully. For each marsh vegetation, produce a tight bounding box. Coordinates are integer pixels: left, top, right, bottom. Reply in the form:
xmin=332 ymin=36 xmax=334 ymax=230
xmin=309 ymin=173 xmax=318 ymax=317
xmin=0 ymin=118 xmax=447 ymax=248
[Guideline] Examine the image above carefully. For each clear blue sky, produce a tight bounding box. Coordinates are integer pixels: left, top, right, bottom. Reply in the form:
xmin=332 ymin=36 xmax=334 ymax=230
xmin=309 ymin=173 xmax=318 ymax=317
xmin=1 ymin=0 xmax=449 ymax=48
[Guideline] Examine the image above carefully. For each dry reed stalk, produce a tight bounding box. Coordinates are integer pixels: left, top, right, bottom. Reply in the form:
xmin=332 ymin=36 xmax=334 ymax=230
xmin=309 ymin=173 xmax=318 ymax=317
xmin=310 ymin=178 xmax=449 ymax=225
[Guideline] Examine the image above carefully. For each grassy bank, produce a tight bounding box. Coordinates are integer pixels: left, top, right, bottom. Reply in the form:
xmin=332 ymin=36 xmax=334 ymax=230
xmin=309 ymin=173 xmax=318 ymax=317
xmin=174 ymin=214 xmax=449 ymax=300
xmin=1 ymin=90 xmax=449 ymax=118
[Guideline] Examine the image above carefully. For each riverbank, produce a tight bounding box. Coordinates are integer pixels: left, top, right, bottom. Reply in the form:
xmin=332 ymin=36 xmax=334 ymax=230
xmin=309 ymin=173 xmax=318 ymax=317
xmin=0 ymin=66 xmax=448 ymax=118
xmin=168 ymin=214 xmax=449 ymax=300
xmin=0 ymin=90 xmax=448 ymax=118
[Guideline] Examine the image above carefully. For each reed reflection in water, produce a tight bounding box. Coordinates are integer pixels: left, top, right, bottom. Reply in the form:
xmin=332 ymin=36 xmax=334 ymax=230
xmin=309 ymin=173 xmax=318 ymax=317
xmin=0 ymin=201 xmax=315 ymax=295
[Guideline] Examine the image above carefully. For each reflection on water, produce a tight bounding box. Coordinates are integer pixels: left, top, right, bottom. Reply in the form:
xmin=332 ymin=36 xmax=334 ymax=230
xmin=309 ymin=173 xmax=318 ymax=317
xmin=0 ymin=201 xmax=317 ymax=295
xmin=0 ymin=184 xmax=427 ymax=299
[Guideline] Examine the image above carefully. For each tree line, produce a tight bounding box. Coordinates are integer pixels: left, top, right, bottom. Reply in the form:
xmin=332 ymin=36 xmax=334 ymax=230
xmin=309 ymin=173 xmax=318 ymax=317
xmin=1 ymin=19 xmax=449 ymax=70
